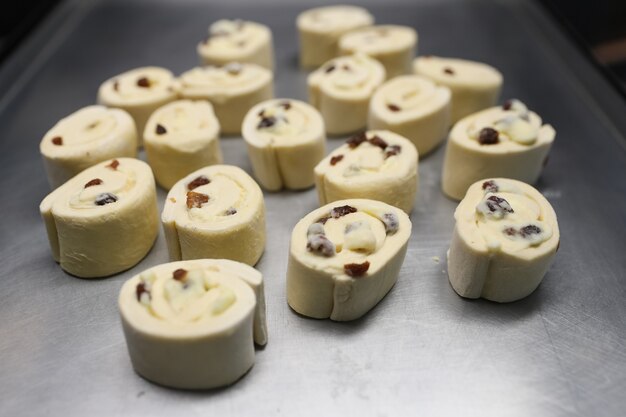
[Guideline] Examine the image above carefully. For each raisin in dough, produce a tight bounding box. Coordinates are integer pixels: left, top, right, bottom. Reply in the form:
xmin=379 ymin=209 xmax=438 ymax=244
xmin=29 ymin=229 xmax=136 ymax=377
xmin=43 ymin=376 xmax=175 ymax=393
xmin=287 ymin=199 xmax=411 ymax=321
xmin=447 ymin=178 xmax=559 ymax=302
xmin=162 ymin=165 xmax=266 ymax=266
xmin=119 ymin=259 xmax=268 ymax=389
xmin=297 ymin=5 xmax=374 ymax=68
xmin=144 ymin=100 xmax=222 ymax=190
xmin=442 ymin=100 xmax=556 ymax=200
xmin=368 ymin=75 xmax=451 ymax=156
xmin=197 ymin=20 xmax=274 ymax=70
xmin=308 ymin=54 xmax=385 ymax=135
xmin=98 ymin=67 xmax=178 ymax=144
xmin=178 ymin=63 xmax=273 ymax=135
xmin=242 ymin=99 xmax=326 ymax=191
xmin=40 ymin=158 xmax=158 ymax=278
xmin=414 ymin=56 xmax=503 ymax=124
xmin=40 ymin=105 xmax=137 ymax=189
xmin=314 ymin=130 xmax=418 ymax=213
xmin=339 ymin=25 xmax=417 ymax=79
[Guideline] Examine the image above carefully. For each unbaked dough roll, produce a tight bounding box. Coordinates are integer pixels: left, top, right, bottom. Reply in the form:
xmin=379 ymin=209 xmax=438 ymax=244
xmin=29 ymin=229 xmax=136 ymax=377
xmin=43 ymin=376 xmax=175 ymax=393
xmin=119 ymin=258 xmax=268 ymax=390
xmin=413 ymin=56 xmax=503 ymax=124
xmin=447 ymin=178 xmax=559 ymax=302
xmin=39 ymin=158 xmax=158 ymax=278
xmin=162 ymin=165 xmax=266 ymax=266
xmin=441 ymin=100 xmax=556 ymax=200
xmin=297 ymin=5 xmax=374 ymax=68
xmin=368 ymin=75 xmax=451 ymax=156
xmin=197 ymin=20 xmax=274 ymax=70
xmin=144 ymin=100 xmax=222 ymax=190
xmin=314 ymin=130 xmax=418 ymax=213
xmin=338 ymin=25 xmax=417 ymax=79
xmin=98 ymin=66 xmax=178 ymax=144
xmin=287 ymin=199 xmax=411 ymax=321
xmin=40 ymin=105 xmax=137 ymax=189
xmin=178 ymin=63 xmax=273 ymax=135
xmin=242 ymin=99 xmax=326 ymax=191
xmin=308 ymin=53 xmax=385 ymax=135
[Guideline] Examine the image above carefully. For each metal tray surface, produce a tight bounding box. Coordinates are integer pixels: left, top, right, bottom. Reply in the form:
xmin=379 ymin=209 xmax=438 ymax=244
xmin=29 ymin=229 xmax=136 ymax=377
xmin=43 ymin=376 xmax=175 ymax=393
xmin=0 ymin=0 xmax=625 ymax=416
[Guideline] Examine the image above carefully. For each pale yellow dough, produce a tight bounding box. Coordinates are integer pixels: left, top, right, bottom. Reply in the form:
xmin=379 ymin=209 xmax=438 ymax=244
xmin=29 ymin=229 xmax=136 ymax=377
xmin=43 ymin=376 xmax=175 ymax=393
xmin=441 ymin=101 xmax=555 ymax=200
xmin=287 ymin=199 xmax=411 ymax=321
xmin=40 ymin=105 xmax=137 ymax=189
xmin=339 ymin=25 xmax=417 ymax=79
xmin=447 ymin=178 xmax=559 ymax=302
xmin=119 ymin=259 xmax=268 ymax=390
xmin=414 ymin=56 xmax=503 ymax=124
xmin=178 ymin=63 xmax=273 ymax=135
xmin=162 ymin=165 xmax=266 ymax=266
xmin=97 ymin=67 xmax=178 ymax=144
xmin=308 ymin=54 xmax=385 ymax=135
xmin=297 ymin=5 xmax=374 ymax=68
xmin=39 ymin=158 xmax=158 ymax=278
xmin=368 ymin=75 xmax=451 ymax=156
xmin=314 ymin=130 xmax=418 ymax=213
xmin=242 ymin=99 xmax=326 ymax=191
xmin=144 ymin=100 xmax=222 ymax=190
xmin=197 ymin=20 xmax=274 ymax=70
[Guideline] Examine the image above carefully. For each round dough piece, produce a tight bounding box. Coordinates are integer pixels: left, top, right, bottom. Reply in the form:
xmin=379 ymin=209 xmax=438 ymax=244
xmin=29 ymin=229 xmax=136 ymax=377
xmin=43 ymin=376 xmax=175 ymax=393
xmin=314 ymin=130 xmax=418 ymax=213
xmin=447 ymin=178 xmax=559 ymax=302
xmin=119 ymin=258 xmax=268 ymax=390
xmin=308 ymin=53 xmax=385 ymax=135
xmin=368 ymin=75 xmax=451 ymax=156
xmin=40 ymin=105 xmax=137 ymax=189
xmin=162 ymin=165 xmax=266 ymax=266
xmin=242 ymin=99 xmax=326 ymax=191
xmin=197 ymin=20 xmax=274 ymax=70
xmin=39 ymin=158 xmax=158 ymax=278
xmin=297 ymin=5 xmax=374 ymax=68
xmin=338 ymin=25 xmax=417 ymax=79
xmin=287 ymin=199 xmax=411 ymax=321
xmin=144 ymin=99 xmax=222 ymax=190
xmin=414 ymin=56 xmax=503 ymax=124
xmin=178 ymin=63 xmax=273 ymax=135
xmin=97 ymin=67 xmax=178 ymax=145
xmin=441 ymin=100 xmax=556 ymax=200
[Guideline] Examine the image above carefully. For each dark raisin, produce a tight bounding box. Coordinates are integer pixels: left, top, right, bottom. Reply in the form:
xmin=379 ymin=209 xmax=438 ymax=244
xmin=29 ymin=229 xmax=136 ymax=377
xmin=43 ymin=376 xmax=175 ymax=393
xmin=187 ymin=175 xmax=210 ymax=191
xmin=173 ymin=268 xmax=188 ymax=281
xmin=443 ymin=67 xmax=455 ymax=75
xmin=482 ymin=180 xmax=499 ymax=193
xmin=258 ymin=109 xmax=265 ymax=117
xmin=306 ymin=234 xmax=335 ymax=257
xmin=257 ymin=116 xmax=277 ymax=129
xmin=368 ymin=135 xmax=388 ymax=150
xmin=503 ymin=227 xmax=517 ymax=236
xmin=113 ymin=80 xmax=119 ymax=91
xmin=344 ymin=261 xmax=370 ymax=277
xmin=346 ymin=132 xmax=367 ymax=148
xmin=225 ymin=207 xmax=237 ymax=215
xmin=485 ymin=196 xmax=514 ymax=214
xmin=51 ymin=136 xmax=63 ymax=145
xmin=384 ymin=145 xmax=401 ymax=159
xmin=95 ymin=192 xmax=118 ymax=206
xmin=330 ymin=155 xmax=344 ymax=166
xmin=502 ymin=100 xmax=513 ymax=111
xmin=279 ymin=101 xmax=291 ymax=110
xmin=136 ymin=282 xmax=150 ymax=302
xmin=331 ymin=205 xmax=357 ymax=218
xmin=387 ymin=104 xmax=401 ymax=112
xmin=136 ymin=77 xmax=150 ymax=88
xmin=478 ymin=127 xmax=499 ymax=145
xmin=317 ymin=215 xmax=331 ymax=225
xmin=155 ymin=124 xmax=167 ymax=135
xmin=520 ymin=225 xmax=542 ymax=238
xmin=186 ymin=191 xmax=209 ymax=209
xmin=84 ymin=178 xmax=103 ymax=188
xmin=382 ymin=213 xmax=399 ymax=234
xmin=106 ymin=159 xmax=119 ymax=170
xmin=325 ymin=64 xmax=336 ymax=73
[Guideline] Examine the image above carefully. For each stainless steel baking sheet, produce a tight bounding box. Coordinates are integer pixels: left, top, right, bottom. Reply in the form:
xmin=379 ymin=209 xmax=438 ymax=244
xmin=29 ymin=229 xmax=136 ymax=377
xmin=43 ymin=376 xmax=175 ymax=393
xmin=1 ymin=0 xmax=625 ymax=416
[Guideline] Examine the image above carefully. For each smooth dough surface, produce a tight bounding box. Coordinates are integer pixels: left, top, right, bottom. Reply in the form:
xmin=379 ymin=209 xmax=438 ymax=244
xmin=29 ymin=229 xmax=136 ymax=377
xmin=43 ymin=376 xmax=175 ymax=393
xmin=242 ymin=99 xmax=326 ymax=191
xmin=447 ymin=178 xmax=559 ymax=302
xmin=314 ymin=130 xmax=418 ymax=213
xmin=40 ymin=158 xmax=158 ymax=278
xmin=162 ymin=165 xmax=266 ymax=266
xmin=287 ymin=199 xmax=411 ymax=321
xmin=40 ymin=105 xmax=137 ymax=189
xmin=144 ymin=99 xmax=222 ymax=189
xmin=308 ymin=53 xmax=385 ymax=135
xmin=119 ymin=258 xmax=267 ymax=389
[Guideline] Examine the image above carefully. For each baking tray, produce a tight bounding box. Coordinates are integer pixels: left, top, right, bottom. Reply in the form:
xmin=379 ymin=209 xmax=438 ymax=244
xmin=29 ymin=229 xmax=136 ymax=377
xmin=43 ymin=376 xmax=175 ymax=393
xmin=1 ymin=0 xmax=625 ymax=416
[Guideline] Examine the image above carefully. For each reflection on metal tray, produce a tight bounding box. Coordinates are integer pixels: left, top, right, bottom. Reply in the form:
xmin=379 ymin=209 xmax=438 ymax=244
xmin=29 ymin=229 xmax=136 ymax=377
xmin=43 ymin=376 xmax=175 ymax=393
xmin=0 ymin=0 xmax=625 ymax=416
